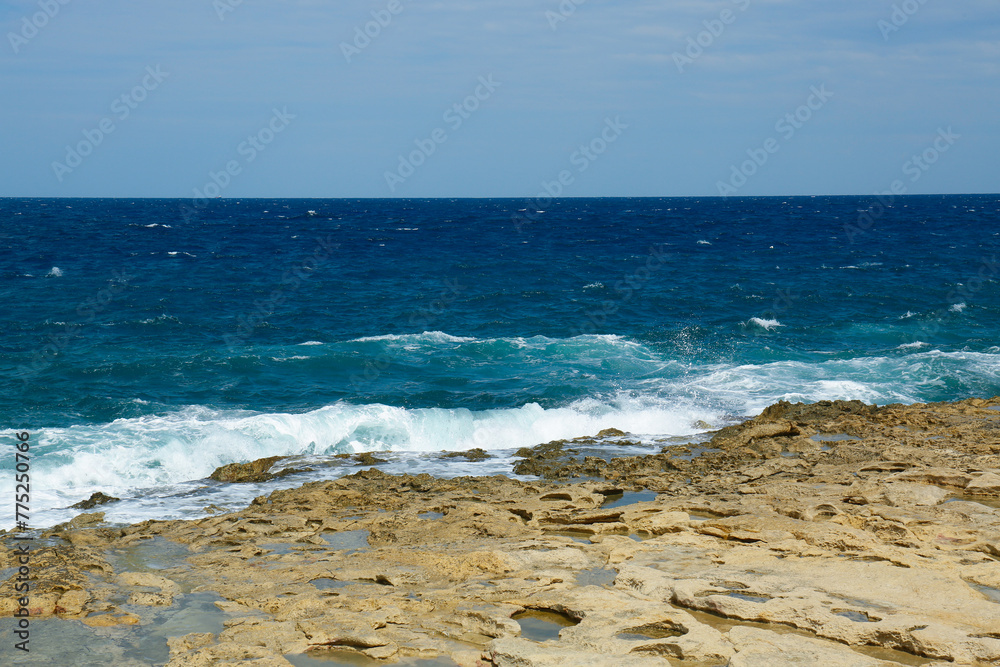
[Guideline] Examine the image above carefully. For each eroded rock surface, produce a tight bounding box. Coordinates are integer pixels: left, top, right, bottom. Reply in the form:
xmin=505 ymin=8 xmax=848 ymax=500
xmin=2 ymin=397 xmax=1000 ymax=665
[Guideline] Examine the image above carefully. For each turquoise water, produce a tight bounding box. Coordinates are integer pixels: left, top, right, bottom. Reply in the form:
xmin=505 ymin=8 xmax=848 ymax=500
xmin=2 ymin=196 xmax=998 ymax=527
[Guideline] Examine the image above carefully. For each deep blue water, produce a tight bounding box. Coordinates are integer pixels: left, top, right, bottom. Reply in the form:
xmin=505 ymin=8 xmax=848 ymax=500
xmin=2 ymin=196 xmax=998 ymax=526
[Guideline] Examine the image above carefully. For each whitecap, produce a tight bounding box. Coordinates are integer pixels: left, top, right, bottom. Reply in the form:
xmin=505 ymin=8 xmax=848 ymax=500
xmin=352 ymin=332 xmax=476 ymax=344
xmin=949 ymin=302 xmax=966 ymax=313
xmin=46 ymin=266 xmax=63 ymax=277
xmin=745 ymin=317 xmax=783 ymax=331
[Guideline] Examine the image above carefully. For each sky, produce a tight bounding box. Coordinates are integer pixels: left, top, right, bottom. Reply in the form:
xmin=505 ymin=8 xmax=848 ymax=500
xmin=1 ymin=0 xmax=997 ymax=198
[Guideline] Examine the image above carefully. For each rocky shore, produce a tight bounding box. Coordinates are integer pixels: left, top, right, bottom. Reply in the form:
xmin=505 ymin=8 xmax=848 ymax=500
xmin=4 ymin=398 xmax=1000 ymax=666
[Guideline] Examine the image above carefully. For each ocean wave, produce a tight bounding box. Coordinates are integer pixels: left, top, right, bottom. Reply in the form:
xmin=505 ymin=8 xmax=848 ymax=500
xmin=6 ymin=341 xmax=1000 ymax=528
xmin=16 ymin=397 xmax=716 ymax=497
xmin=46 ymin=266 xmax=63 ymax=277
xmin=19 ymin=346 xmax=1000 ymax=498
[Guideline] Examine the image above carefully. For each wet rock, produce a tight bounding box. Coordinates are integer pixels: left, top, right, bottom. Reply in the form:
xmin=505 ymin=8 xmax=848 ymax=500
xmin=210 ymin=456 xmax=285 ymax=483
xmin=757 ymin=399 xmax=874 ymax=423
xmin=513 ymin=440 xmax=577 ymax=479
xmin=82 ymin=612 xmax=140 ymax=627
xmin=71 ymin=492 xmax=120 ymax=510
xmin=355 ymin=452 xmax=388 ymax=465
xmin=597 ymin=428 xmax=627 ymax=437
xmin=441 ymin=448 xmax=492 ymax=462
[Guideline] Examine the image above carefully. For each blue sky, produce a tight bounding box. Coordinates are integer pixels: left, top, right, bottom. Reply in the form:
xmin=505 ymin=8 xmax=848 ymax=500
xmin=1 ymin=0 xmax=997 ymax=197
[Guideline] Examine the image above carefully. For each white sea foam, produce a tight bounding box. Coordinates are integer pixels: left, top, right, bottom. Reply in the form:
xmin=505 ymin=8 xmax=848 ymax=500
xmin=352 ymin=331 xmax=475 ymax=344
xmin=11 ymin=341 xmax=1000 ymax=528
xmin=46 ymin=266 xmax=63 ymax=277
xmin=746 ymin=317 xmax=783 ymax=330
xmin=950 ymin=302 xmax=967 ymax=313
xmin=897 ymin=341 xmax=929 ymax=350
xmin=298 ymin=341 xmax=324 ymax=346
xmin=13 ymin=395 xmax=718 ymax=524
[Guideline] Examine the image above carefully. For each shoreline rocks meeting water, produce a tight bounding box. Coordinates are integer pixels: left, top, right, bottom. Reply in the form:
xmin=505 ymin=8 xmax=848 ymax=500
xmin=4 ymin=397 xmax=1000 ymax=666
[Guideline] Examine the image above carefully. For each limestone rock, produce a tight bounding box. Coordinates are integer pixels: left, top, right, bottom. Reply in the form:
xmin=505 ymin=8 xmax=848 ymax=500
xmin=966 ymin=472 xmax=1000 ymax=496
xmin=489 ymin=637 xmax=670 ymax=666
xmin=727 ymin=627 xmax=897 ymax=666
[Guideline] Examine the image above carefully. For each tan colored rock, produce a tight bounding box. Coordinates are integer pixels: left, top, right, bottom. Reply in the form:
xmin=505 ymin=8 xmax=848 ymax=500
xmin=82 ymin=611 xmax=140 ymax=627
xmin=117 ymin=571 xmax=182 ymax=593
xmin=727 ymin=627 xmax=898 ymax=666
xmin=167 ymin=633 xmax=215 ymax=660
xmin=489 ymin=637 xmax=670 ymax=666
xmin=849 ymin=481 xmax=951 ymax=507
xmin=966 ymin=471 xmax=1000 ymax=495
xmin=890 ymin=468 xmax=973 ymax=488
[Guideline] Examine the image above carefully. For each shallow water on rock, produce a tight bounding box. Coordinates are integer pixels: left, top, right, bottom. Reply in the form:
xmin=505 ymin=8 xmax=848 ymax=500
xmin=946 ymin=495 xmax=1000 ymax=509
xmin=546 ymin=529 xmax=593 ymax=543
xmin=322 ymin=529 xmax=370 ymax=551
xmin=0 ymin=591 xmax=248 ymax=666
xmin=601 ymin=490 xmax=658 ymax=508
xmin=106 ymin=536 xmax=193 ymax=578
xmin=513 ymin=609 xmax=579 ymax=641
xmin=309 ymin=577 xmax=352 ymax=590
xmin=672 ymin=446 xmax=721 ymax=461
xmin=126 ymin=591 xmax=236 ymax=664
xmin=810 ymin=433 xmax=859 ymax=442
xmin=0 ymin=618 xmax=138 ymax=666
xmin=418 ymin=511 xmax=445 ymax=519
xmin=575 ymin=567 xmax=617 ymax=587
xmin=833 ymin=609 xmax=876 ymax=622
xmin=970 ymin=582 xmax=1000 ymax=603
xmin=725 ymin=591 xmax=771 ymax=603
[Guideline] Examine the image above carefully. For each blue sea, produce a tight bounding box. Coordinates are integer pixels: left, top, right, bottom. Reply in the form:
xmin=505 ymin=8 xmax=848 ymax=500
xmin=2 ymin=196 xmax=998 ymax=528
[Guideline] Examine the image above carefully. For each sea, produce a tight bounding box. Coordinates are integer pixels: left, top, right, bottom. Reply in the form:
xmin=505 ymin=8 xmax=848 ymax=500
xmin=2 ymin=195 xmax=998 ymax=529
